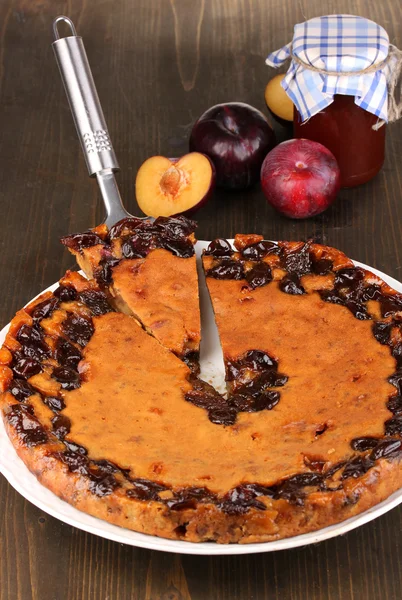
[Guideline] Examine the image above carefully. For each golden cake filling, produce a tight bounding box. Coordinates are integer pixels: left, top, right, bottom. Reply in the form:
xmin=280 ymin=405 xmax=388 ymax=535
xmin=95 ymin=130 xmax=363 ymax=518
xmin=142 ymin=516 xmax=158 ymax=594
xmin=60 ymin=294 xmax=394 ymax=495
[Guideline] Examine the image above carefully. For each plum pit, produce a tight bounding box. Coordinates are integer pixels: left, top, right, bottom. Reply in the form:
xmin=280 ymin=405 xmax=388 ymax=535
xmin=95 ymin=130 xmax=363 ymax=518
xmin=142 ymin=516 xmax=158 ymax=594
xmin=136 ymin=153 xmax=215 ymax=218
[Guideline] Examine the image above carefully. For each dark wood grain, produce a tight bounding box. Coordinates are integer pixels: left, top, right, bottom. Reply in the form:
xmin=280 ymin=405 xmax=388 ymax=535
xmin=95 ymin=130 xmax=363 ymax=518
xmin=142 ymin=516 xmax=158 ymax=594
xmin=1 ymin=0 xmax=402 ymax=598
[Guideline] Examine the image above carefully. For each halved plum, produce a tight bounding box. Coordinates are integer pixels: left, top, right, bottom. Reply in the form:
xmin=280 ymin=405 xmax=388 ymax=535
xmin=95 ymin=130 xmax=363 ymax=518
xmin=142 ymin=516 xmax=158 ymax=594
xmin=135 ymin=152 xmax=215 ymax=218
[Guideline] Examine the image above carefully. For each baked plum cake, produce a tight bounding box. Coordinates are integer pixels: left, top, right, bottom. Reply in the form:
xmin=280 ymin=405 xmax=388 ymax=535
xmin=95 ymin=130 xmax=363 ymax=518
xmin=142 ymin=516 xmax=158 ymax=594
xmin=61 ymin=216 xmax=200 ymax=370
xmin=1 ymin=229 xmax=402 ymax=544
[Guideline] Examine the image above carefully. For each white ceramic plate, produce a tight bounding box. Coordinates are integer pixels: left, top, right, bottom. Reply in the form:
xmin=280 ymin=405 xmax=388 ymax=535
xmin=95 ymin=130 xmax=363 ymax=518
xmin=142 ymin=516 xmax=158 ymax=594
xmin=1 ymin=241 xmax=402 ymax=555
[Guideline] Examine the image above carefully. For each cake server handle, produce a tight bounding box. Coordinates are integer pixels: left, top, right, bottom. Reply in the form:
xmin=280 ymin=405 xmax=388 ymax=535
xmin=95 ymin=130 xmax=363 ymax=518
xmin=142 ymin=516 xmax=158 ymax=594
xmin=52 ymin=15 xmax=131 ymax=226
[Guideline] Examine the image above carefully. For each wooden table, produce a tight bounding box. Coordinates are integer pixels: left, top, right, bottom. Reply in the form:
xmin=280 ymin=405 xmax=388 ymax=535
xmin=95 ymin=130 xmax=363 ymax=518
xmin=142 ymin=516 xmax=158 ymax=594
xmin=1 ymin=0 xmax=401 ymax=598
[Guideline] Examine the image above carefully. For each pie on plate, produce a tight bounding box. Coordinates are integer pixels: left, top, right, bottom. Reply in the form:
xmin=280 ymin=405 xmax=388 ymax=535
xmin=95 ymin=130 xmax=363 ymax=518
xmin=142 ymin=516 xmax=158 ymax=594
xmin=1 ymin=220 xmax=402 ymax=544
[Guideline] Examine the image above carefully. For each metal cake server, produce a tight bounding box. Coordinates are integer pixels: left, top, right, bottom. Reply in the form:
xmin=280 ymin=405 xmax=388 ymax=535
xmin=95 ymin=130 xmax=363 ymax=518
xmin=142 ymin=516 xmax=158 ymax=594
xmin=52 ymin=16 xmax=137 ymax=227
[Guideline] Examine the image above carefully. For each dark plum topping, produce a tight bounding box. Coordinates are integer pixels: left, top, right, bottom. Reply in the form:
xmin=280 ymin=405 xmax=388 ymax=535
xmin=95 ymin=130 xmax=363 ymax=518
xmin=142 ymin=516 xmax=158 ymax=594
xmin=240 ymin=369 xmax=288 ymax=395
xmin=16 ymin=323 xmax=44 ymax=344
xmin=350 ymin=437 xmax=379 ymax=452
xmin=319 ymin=290 xmax=345 ymax=306
xmin=340 ymin=456 xmax=374 ymax=480
xmin=55 ymin=338 xmax=82 ymax=370
xmin=88 ymin=474 xmax=119 ymax=497
xmin=185 ymin=378 xmax=227 ymax=413
xmin=87 ymin=461 xmax=122 ymax=495
xmin=185 ymin=377 xmax=226 ymax=411
xmin=160 ymin=237 xmax=194 ymax=258
xmin=360 ymin=284 xmax=383 ymax=302
xmin=324 ymin=461 xmax=347 ymax=479
xmin=64 ymin=440 xmax=88 ymax=455
xmin=205 ymin=239 xmax=233 ymax=257
xmin=121 ymin=239 xmax=142 ymax=259
xmin=335 ymin=267 xmax=365 ymax=291
xmin=154 ymin=215 xmax=197 ymax=239
xmin=384 ymin=417 xmax=402 ymax=436
xmin=107 ymin=217 xmax=148 ymax=240
xmin=108 ymin=216 xmax=195 ymax=259
xmin=311 ymin=258 xmax=333 ymax=275
xmin=223 ymin=350 xmax=286 ymax=419
xmin=30 ymin=297 xmax=59 ymax=323
xmin=51 ymin=366 xmax=81 ymax=390
xmin=208 ymin=406 xmax=238 ymax=425
xmin=220 ymin=474 xmax=326 ymax=514
xmin=283 ymin=244 xmax=311 ymax=277
xmin=372 ymin=321 xmax=392 ymax=345
xmin=13 ymin=357 xmax=42 ymax=379
xmin=230 ymin=390 xmax=279 ymax=412
xmin=166 ymin=498 xmax=196 ymax=511
xmin=284 ymin=473 xmax=324 ymax=488
xmin=56 ymin=450 xmax=89 ymax=474
xmin=43 ymin=396 xmax=66 ymax=412
xmin=392 ymin=344 xmax=402 ymax=368
xmin=273 ymin=374 xmax=288 ymax=387
xmin=370 ymin=439 xmax=402 ymax=460
xmin=320 ymin=287 xmax=370 ymax=320
xmin=207 ymin=259 xmax=245 ymax=280
xmin=9 ymin=378 xmax=35 ymax=401
xmin=95 ymin=257 xmax=121 ymax=287
xmin=241 ymin=241 xmax=280 ymax=261
xmin=344 ymin=299 xmax=371 ymax=321
xmin=226 ymin=361 xmax=240 ymax=381
xmin=62 ymin=314 xmax=94 ymax=347
xmin=387 ymin=396 xmax=402 ymax=415
xmin=54 ymin=285 xmax=78 ymax=302
xmin=186 ymin=350 xmax=286 ymax=423
xmin=121 ymin=232 xmax=153 ymax=259
xmin=78 ymin=290 xmax=113 ymax=316
xmin=167 ymin=487 xmax=217 ymax=510
xmin=268 ymin=483 xmax=312 ymax=506
xmin=279 ymin=273 xmax=305 ymax=295
xmin=388 ymin=370 xmax=402 ymax=394
xmin=6 ymin=404 xmax=48 ymax=447
xmin=54 ymin=449 xmax=120 ymax=497
xmin=51 ymin=414 xmax=71 ymax=439
xmin=127 ymin=478 xmax=168 ymax=500
xmin=321 ymin=268 xmax=378 ymax=319
xmin=185 ymin=389 xmax=223 ymax=411
xmin=61 ymin=231 xmax=105 ymax=252
xmin=226 ymin=350 xmax=276 ymax=380
xmin=19 ymin=344 xmax=48 ymax=362
xmin=380 ymin=295 xmax=402 ymax=318
xmin=243 ymin=350 xmax=276 ymax=370
xmin=182 ymin=351 xmax=200 ymax=374
xmin=218 ymin=484 xmax=267 ymax=515
xmin=245 ymin=262 xmax=272 ymax=289
xmin=16 ymin=324 xmax=50 ymax=360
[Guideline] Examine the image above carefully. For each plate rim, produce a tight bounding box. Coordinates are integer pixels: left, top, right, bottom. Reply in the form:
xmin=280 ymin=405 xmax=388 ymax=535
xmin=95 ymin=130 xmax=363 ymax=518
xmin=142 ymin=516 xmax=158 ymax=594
xmin=1 ymin=241 xmax=402 ymax=555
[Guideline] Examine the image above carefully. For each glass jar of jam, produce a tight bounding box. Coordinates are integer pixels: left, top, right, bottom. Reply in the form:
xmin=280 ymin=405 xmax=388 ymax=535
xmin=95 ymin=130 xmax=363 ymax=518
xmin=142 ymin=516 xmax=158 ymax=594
xmin=266 ymin=15 xmax=392 ymax=188
xmin=294 ymin=95 xmax=386 ymax=187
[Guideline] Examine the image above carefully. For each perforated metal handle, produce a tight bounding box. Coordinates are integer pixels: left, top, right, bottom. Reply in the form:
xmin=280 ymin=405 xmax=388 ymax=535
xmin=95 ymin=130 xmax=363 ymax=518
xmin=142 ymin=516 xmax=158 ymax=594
xmin=52 ymin=16 xmax=119 ymax=176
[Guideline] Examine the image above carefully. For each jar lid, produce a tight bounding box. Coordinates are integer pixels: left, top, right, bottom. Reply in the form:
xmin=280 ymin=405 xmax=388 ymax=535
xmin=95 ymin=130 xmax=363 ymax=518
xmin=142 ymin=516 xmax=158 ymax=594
xmin=266 ymin=15 xmax=391 ymax=123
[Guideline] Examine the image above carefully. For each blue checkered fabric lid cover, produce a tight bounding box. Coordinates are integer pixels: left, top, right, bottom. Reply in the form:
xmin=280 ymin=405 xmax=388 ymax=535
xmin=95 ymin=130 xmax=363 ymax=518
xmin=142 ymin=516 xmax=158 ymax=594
xmin=266 ymin=15 xmax=390 ymax=123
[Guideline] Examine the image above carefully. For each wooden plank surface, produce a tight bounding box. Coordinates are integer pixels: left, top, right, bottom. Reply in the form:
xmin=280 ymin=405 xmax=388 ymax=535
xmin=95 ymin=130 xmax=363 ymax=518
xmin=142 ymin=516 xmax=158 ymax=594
xmin=1 ymin=0 xmax=401 ymax=598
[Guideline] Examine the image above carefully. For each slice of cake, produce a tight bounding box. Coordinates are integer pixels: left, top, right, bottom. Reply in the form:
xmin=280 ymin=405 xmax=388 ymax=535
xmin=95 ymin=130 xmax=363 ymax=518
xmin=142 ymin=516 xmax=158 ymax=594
xmin=61 ymin=216 xmax=201 ymax=371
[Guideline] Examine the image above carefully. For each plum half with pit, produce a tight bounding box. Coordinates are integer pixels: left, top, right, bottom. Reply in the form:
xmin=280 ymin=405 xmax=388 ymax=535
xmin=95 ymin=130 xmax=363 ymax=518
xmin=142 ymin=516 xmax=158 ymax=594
xmin=189 ymin=102 xmax=276 ymax=190
xmin=260 ymin=139 xmax=340 ymax=219
xmin=135 ymin=152 xmax=215 ymax=218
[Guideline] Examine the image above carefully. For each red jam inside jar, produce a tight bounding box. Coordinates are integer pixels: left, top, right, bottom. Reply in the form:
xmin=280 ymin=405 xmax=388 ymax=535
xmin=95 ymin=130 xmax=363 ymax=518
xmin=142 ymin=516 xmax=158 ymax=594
xmin=294 ymin=95 xmax=386 ymax=187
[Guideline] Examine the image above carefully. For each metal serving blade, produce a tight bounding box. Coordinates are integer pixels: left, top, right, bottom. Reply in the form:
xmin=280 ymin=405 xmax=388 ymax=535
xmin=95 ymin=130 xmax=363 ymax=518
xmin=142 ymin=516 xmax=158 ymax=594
xmin=52 ymin=15 xmax=137 ymax=227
